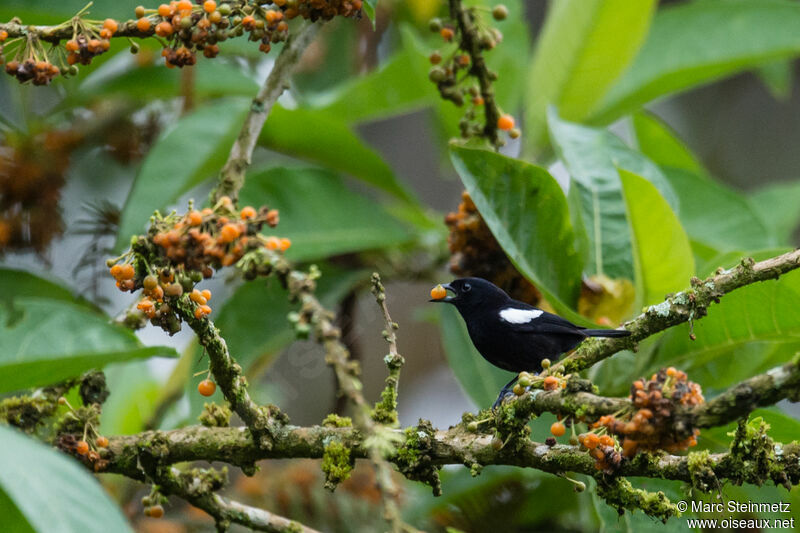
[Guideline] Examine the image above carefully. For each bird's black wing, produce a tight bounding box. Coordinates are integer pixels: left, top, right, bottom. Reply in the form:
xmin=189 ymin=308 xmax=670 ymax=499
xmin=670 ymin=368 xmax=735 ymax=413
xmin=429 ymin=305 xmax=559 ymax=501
xmin=500 ymin=301 xmax=586 ymax=336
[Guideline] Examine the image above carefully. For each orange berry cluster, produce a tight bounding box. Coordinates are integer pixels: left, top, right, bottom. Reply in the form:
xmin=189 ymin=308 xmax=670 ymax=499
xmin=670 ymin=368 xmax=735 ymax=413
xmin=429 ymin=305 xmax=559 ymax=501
xmin=132 ymin=0 xmax=362 ymax=68
xmin=0 ymin=129 xmax=83 ymax=254
xmin=427 ymin=5 xmax=519 ymax=143
xmin=3 ymin=59 xmax=61 ymax=85
xmin=576 ymin=432 xmax=622 ymax=474
xmin=65 ymin=19 xmax=117 ymax=66
xmin=57 ymin=434 xmax=110 ymax=472
xmin=445 ymin=191 xmax=543 ymax=305
xmin=591 ymin=368 xmax=704 ymax=462
xmin=109 ymin=199 xmax=288 ymax=332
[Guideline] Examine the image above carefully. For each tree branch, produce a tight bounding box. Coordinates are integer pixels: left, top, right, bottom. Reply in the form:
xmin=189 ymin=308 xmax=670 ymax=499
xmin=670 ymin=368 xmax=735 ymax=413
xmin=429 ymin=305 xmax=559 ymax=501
xmin=211 ymin=22 xmax=320 ymax=204
xmin=546 ymin=249 xmax=800 ymax=376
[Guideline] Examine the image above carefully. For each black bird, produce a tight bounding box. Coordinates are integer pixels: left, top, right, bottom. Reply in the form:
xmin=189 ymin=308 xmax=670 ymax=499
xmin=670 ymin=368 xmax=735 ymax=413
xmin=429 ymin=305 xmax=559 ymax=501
xmin=430 ymin=277 xmax=631 ymax=408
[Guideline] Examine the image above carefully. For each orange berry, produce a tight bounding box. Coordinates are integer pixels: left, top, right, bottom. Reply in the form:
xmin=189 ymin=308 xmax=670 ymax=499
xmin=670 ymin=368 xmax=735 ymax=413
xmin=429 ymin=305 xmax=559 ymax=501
xmin=440 ymin=27 xmax=454 ymax=41
xmin=543 ymin=376 xmax=559 ymax=391
xmin=190 ymin=289 xmax=207 ymax=305
xmin=622 ymin=438 xmax=638 ymax=457
xmin=219 ymin=223 xmax=240 ymax=243
xmin=583 ymin=433 xmax=599 ymax=449
xmin=110 ymin=264 xmax=123 ymax=279
xmin=76 ymin=440 xmax=89 ymax=455
xmin=203 ymin=0 xmax=217 ymax=12
xmin=187 ymin=210 xmax=203 ymax=226
xmin=158 ymin=4 xmax=171 ymax=16
xmin=497 ymin=114 xmax=515 ymax=131
xmin=240 ymin=206 xmax=256 ymax=219
xmin=198 ymin=378 xmax=216 ymax=396
xmin=278 ymin=237 xmax=291 ymax=251
xmin=100 ymin=28 xmax=112 ymax=39
xmin=155 ymin=21 xmax=173 ymax=36
xmin=96 ymin=436 xmax=109 ymax=448
xmin=241 ymin=15 xmax=254 ymax=28
xmin=666 ymin=366 xmax=677 ymax=377
xmin=120 ymin=264 xmax=135 ymax=280
xmin=148 ymin=504 xmax=164 ymax=518
xmin=200 ymin=304 xmax=212 ymax=316
xmin=194 ymin=306 xmax=205 ymax=319
xmin=137 ymin=17 xmax=152 ymax=31
xmin=550 ymin=422 xmax=566 ymax=437
xmin=201 ymin=289 xmax=212 ymax=301
xmin=590 ymin=448 xmax=605 ymax=460
xmin=65 ymin=40 xmax=79 ymax=52
xmin=599 ymin=435 xmax=614 ymax=447
xmin=472 ymin=96 xmax=484 ymax=106
xmin=152 ymin=285 xmax=164 ymax=301
xmin=265 ymin=10 xmax=282 ymax=24
xmin=103 ymin=18 xmax=119 ymax=33
xmin=430 ymin=284 xmax=447 ymax=300
xmin=266 ymin=236 xmax=280 ymax=250
xmin=0 ymin=30 xmax=7 ymax=41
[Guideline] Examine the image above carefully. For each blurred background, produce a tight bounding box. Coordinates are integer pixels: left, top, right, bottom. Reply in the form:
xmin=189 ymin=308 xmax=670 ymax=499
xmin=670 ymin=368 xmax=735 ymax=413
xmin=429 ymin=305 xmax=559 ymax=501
xmin=2 ymin=0 xmax=800 ymax=531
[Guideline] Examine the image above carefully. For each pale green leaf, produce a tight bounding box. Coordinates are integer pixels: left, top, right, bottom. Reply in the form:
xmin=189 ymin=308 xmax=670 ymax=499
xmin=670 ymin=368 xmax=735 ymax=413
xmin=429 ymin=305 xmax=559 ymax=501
xmin=631 ymin=111 xmax=705 ymax=176
xmin=619 ymin=169 xmax=694 ymax=309
xmin=593 ymin=0 xmax=800 ymax=123
xmin=548 ymin=111 xmax=677 ymax=280
xmin=750 ymin=180 xmax=800 ymax=245
xmin=0 ymin=298 xmax=176 ymax=393
xmin=524 ymin=0 xmax=656 ymax=156
xmin=0 ymin=425 xmax=133 ymax=533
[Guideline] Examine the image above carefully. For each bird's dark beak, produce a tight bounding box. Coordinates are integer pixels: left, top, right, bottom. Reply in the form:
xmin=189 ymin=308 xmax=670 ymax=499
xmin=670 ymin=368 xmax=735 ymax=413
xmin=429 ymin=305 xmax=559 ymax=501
xmin=429 ymin=283 xmax=456 ymax=303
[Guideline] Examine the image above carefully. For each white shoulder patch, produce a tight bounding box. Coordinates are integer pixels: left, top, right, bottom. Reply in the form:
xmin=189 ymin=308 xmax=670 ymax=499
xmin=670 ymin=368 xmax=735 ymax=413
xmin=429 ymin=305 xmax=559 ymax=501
xmin=499 ymin=308 xmax=543 ymax=324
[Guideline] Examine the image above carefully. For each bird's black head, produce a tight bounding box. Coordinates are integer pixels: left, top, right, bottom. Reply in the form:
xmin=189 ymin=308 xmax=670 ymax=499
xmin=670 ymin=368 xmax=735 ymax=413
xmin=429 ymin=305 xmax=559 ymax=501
xmin=430 ymin=277 xmax=509 ymax=311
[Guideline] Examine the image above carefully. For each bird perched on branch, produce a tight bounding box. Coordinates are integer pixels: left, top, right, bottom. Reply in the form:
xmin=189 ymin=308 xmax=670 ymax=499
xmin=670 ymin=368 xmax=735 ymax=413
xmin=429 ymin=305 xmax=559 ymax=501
xmin=430 ymin=277 xmax=630 ymax=408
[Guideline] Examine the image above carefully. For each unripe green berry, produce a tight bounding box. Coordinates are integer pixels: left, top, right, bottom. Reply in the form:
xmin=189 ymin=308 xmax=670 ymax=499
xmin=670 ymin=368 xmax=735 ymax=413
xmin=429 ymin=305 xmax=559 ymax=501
xmin=467 ymin=421 xmax=478 ymax=432
xmin=541 ymin=358 xmax=551 ymax=369
xmin=492 ymin=4 xmax=508 ymax=20
xmin=428 ymin=18 xmax=442 ymax=33
xmin=428 ymin=67 xmax=446 ymax=83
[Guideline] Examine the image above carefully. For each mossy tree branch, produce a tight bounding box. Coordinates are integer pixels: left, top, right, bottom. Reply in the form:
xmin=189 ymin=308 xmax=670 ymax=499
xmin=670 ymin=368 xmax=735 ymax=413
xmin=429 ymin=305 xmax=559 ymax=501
xmin=546 ymin=249 xmax=800 ymax=377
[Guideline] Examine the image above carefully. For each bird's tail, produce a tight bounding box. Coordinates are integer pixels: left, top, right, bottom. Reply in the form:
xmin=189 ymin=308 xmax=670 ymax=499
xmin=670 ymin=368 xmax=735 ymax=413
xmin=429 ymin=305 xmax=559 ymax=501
xmin=583 ymin=329 xmax=631 ymax=338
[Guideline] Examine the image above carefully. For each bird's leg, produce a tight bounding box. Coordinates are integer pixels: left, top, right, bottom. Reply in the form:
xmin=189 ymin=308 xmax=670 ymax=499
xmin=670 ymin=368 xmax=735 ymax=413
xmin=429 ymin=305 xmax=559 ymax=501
xmin=492 ymin=375 xmax=519 ymax=410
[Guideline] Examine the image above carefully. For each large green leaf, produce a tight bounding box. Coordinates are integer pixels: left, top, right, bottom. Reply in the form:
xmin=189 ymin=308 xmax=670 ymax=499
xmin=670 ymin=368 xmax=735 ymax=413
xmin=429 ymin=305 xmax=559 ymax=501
xmin=239 ymin=167 xmax=411 ymax=262
xmin=440 ymin=306 xmax=510 ymax=408
xmin=115 ymin=98 xmax=250 ymax=250
xmin=0 ymin=425 xmax=133 ymax=533
xmin=620 ymin=169 xmax=694 ymax=310
xmin=0 ymin=298 xmax=176 ymax=393
xmin=661 ymin=167 xmax=774 ymax=252
xmin=750 ymin=180 xmax=800 ymax=245
xmin=258 ymin=106 xmax=417 ymax=204
xmin=548 ymin=111 xmax=677 ymax=280
xmin=216 ymin=267 xmax=366 ymax=371
xmin=307 ymin=48 xmax=432 ymax=123
xmin=100 ymin=360 xmax=162 ymax=436
xmin=631 ymin=111 xmax=705 ymax=176
xmin=593 ymin=0 xmax=800 ymax=123
xmin=700 ymin=408 xmax=800 ymax=451
xmin=0 ymin=268 xmax=88 ymax=309
xmin=645 ymin=254 xmax=800 ymax=388
xmin=449 ymin=145 xmax=584 ymax=318
xmin=523 ymin=0 xmax=656 ymax=156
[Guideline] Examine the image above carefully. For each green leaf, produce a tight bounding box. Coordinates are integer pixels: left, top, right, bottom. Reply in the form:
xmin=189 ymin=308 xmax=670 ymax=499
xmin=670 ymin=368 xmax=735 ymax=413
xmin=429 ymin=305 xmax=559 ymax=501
xmin=523 ymin=0 xmax=657 ymax=156
xmin=307 ymin=48 xmax=432 ymax=123
xmin=755 ymin=59 xmax=793 ymax=101
xmin=631 ymin=111 xmax=704 ymax=176
xmin=239 ymin=167 xmax=411 ymax=262
xmin=440 ymin=306 xmax=510 ymax=408
xmin=115 ymin=98 xmax=250 ymax=251
xmin=700 ymin=408 xmax=800 ymax=451
xmin=750 ymin=180 xmax=800 ymax=245
xmin=0 ymin=298 xmax=176 ymax=393
xmin=449 ymin=144 xmax=585 ymax=319
xmin=619 ymin=169 xmax=694 ymax=310
xmin=661 ymin=167 xmax=774 ymax=252
xmin=646 ymin=255 xmax=800 ymax=387
xmin=216 ymin=266 xmax=366 ymax=371
xmin=100 ymin=361 xmax=162 ymax=435
xmin=259 ymin=106 xmax=417 ymax=204
xmin=363 ymin=0 xmax=378 ymax=27
xmin=593 ymin=0 xmax=800 ymax=123
xmin=0 ymin=268 xmax=88 ymax=309
xmin=0 ymin=425 xmax=133 ymax=533
xmin=548 ymin=111 xmax=677 ymax=280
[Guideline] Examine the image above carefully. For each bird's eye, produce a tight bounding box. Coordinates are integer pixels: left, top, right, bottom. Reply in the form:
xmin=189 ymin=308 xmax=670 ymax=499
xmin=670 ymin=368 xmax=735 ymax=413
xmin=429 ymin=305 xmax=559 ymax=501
xmin=462 ymin=283 xmax=471 ymax=292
